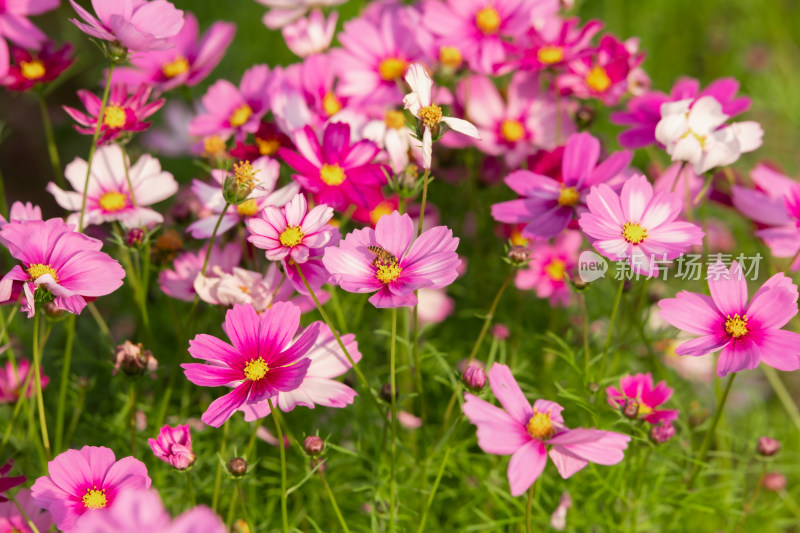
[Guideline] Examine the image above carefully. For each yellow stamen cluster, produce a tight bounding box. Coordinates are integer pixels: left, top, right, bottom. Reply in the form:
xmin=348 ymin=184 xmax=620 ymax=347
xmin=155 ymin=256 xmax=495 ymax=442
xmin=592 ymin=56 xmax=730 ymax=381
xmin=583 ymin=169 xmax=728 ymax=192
xmin=510 ymin=228 xmax=528 ymax=247
xmin=162 ymin=56 xmax=189 ymax=78
xmin=537 ymin=45 xmax=564 ymax=65
xmin=637 ymin=403 xmax=654 ymax=416
xmin=99 ymin=191 xmax=127 ymax=212
xmin=585 ymin=65 xmax=611 ymax=92
xmin=725 ymin=314 xmax=748 ymax=338
xmin=103 ymin=105 xmax=127 ymax=129
xmin=229 ymin=104 xmax=253 ymax=127
xmin=418 ymin=105 xmax=443 ymax=129
xmin=237 ymin=199 xmax=259 ymax=217
xmin=243 ymin=357 xmax=268 ymax=381
xmin=622 ymin=222 xmax=648 ymax=244
xmin=378 ymin=57 xmax=407 ymax=81
xmin=322 ymin=92 xmax=342 ymax=116
xmin=557 ymin=186 xmax=579 ymax=207
xmin=82 ymin=487 xmax=107 ymax=510
xmin=475 ymin=6 xmax=501 ymax=35
xmin=545 ymin=259 xmax=566 ymax=282
xmin=27 ymin=263 xmax=59 ymax=282
xmin=500 ymin=119 xmax=525 ymax=142
xmin=203 ymin=135 xmax=227 ymax=157
xmin=20 ymin=59 xmax=46 ymax=80
xmin=279 ymin=226 xmax=305 ymax=247
xmin=439 ymin=46 xmax=463 ymax=68
xmin=320 ymin=163 xmax=346 ymax=186
xmin=370 ymin=202 xmax=394 ymax=225
xmin=526 ymin=411 xmax=554 ymax=440
xmin=233 ymin=160 xmax=260 ymax=189
xmin=384 ymin=110 xmax=406 ymax=130
xmin=376 ymin=261 xmax=403 ymax=284
xmin=256 ymin=137 xmax=281 ymax=156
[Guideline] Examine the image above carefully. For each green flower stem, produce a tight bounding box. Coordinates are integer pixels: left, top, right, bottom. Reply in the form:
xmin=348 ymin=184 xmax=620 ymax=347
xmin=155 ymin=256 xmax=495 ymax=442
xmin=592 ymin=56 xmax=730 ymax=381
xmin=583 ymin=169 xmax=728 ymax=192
xmin=0 ymin=365 xmax=35 ymax=457
xmin=32 ymin=310 xmax=51 ymax=461
xmin=78 ymin=61 xmax=116 ymax=231
xmin=761 ymin=366 xmax=800 ymax=433
xmin=389 ymin=307 xmax=398 ymax=533
xmin=416 ymin=169 xmax=431 ymax=238
xmin=245 ymin=418 xmax=264 ymax=458
xmin=629 ymin=446 xmax=653 ymax=532
xmin=54 ymin=314 xmax=76 ymax=452
xmin=225 ymin=484 xmax=238 ymax=530
xmin=411 ymin=305 xmax=426 ymax=433
xmin=185 ymin=470 xmax=196 ymax=506
xmin=10 ymin=493 xmax=41 ymax=533
xmin=211 ymin=421 xmax=229 ymax=512
xmin=129 ymin=380 xmax=137 ymax=455
xmin=119 ymin=143 xmax=138 ymax=207
xmin=269 ymin=398 xmax=289 ymax=533
xmin=525 ymin=483 xmax=535 ymax=533
xmin=416 ymin=415 xmax=462 ymax=533
xmin=37 ymin=91 xmax=64 ymax=187
xmin=598 ymin=278 xmax=625 ymax=381
xmin=579 ymin=292 xmax=591 ymax=380
xmin=686 ymin=373 xmax=737 ymax=489
xmin=319 ymin=467 xmax=352 ymax=533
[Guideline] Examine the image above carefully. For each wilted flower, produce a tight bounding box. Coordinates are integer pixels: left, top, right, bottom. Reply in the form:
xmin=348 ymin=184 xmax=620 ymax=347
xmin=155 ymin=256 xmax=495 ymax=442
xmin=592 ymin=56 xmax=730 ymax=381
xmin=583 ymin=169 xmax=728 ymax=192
xmin=649 ymin=420 xmax=676 ymax=444
xmin=158 ymin=242 xmax=241 ymax=301
xmin=148 ymin=424 xmax=195 ymax=470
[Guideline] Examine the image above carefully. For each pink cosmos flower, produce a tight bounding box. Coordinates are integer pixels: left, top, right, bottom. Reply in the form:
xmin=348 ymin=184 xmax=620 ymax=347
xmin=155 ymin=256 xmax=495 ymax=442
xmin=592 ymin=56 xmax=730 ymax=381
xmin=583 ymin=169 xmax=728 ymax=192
xmin=158 ymin=242 xmax=241 ymax=302
xmin=187 ymin=157 xmax=299 ymax=239
xmin=491 ymin=132 xmax=632 ymax=239
xmin=111 ymin=13 xmax=235 ymax=92
xmin=323 ymin=211 xmax=460 ymax=308
xmin=284 ymin=227 xmax=340 ymax=295
xmin=282 ymin=9 xmax=337 ymax=58
xmin=362 ymin=109 xmax=417 ymax=175
xmin=515 ymin=230 xmax=582 ymax=307
xmin=0 ymin=359 xmax=49 ymax=403
xmin=0 ymin=488 xmax=53 ymax=532
xmin=504 ymin=17 xmax=602 ymax=72
xmin=461 ymin=72 xmax=571 ymax=168
xmin=31 ymin=445 xmax=151 ymax=532
xmin=658 ymin=261 xmax=800 ymax=377
xmin=404 ymin=63 xmax=480 ymax=169
xmin=75 ymin=489 xmax=225 ymax=533
xmin=148 ymin=424 xmax=195 ymax=470
xmin=279 ymin=122 xmax=388 ymax=211
xmin=189 ymin=64 xmax=274 ymax=141
xmin=239 ymin=323 xmax=361 ymax=420
xmin=182 ymin=302 xmax=320 ymax=427
xmin=68 ymin=0 xmax=185 ymax=53
xmin=606 ymin=373 xmax=679 ymax=424
xmin=0 ymin=201 xmax=42 ymax=226
xmin=63 ymin=83 xmax=165 ymax=145
xmin=610 ymin=77 xmax=752 ymax=149
xmin=1 ymin=41 xmax=74 ymax=92
xmin=0 ymin=218 xmax=126 ymax=317
xmin=282 ymin=53 xmax=348 ymax=129
xmin=0 ymin=0 xmax=58 ymax=77
xmin=462 ymin=363 xmax=630 ymax=496
xmin=417 ymin=288 xmax=455 ymax=326
xmin=246 ymin=193 xmax=334 ymax=263
xmin=256 ymin=0 xmax=347 ymax=30
xmin=48 ymin=144 xmax=178 ymax=230
xmin=579 ymin=174 xmax=704 ymax=277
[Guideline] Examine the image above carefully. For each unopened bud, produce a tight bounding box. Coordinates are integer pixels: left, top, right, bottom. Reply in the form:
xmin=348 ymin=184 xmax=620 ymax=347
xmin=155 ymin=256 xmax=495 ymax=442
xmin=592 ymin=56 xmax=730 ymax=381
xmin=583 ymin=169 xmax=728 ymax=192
xmin=622 ymin=398 xmax=640 ymax=419
xmin=649 ymin=421 xmax=675 ymax=444
xmin=126 ymin=228 xmax=145 ymax=247
xmin=462 ymin=363 xmax=487 ymax=393
xmin=508 ymin=245 xmax=531 ymax=265
xmin=575 ymin=104 xmax=595 ymax=129
xmin=491 ymin=324 xmax=510 ymax=340
xmin=304 ymin=436 xmax=325 ymax=457
xmin=228 ymin=457 xmax=248 ymax=477
xmin=587 ymin=382 xmax=600 ymax=394
xmin=763 ymin=472 xmax=787 ymax=492
xmin=105 ymin=41 xmax=128 ymax=63
xmin=113 ymin=341 xmax=158 ymax=378
xmin=398 ymin=164 xmax=419 ymax=190
xmin=223 ymin=161 xmax=259 ymax=205
xmin=757 ymin=436 xmax=781 ymax=457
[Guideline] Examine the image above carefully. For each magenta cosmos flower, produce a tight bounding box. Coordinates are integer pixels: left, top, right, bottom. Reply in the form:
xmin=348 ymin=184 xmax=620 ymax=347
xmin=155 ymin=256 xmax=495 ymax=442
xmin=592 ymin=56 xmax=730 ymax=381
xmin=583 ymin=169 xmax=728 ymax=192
xmin=48 ymin=144 xmax=178 ymax=230
xmin=2 ymin=41 xmax=74 ymax=92
xmin=112 ymin=13 xmax=235 ymax=92
xmin=658 ymin=261 xmax=800 ymax=377
xmin=579 ymin=174 xmax=704 ymax=277
xmin=0 ymin=359 xmax=49 ymax=403
xmin=506 ymin=17 xmax=602 ymax=72
xmin=63 ymin=83 xmax=165 ymax=145
xmin=492 ymin=132 xmax=632 ymax=239
xmin=158 ymin=242 xmax=241 ymax=302
xmin=31 ymin=446 xmax=151 ymax=532
xmin=246 ymin=193 xmax=334 ymax=263
xmin=515 ymin=230 xmax=582 ymax=307
xmin=69 ymin=0 xmax=185 ymax=53
xmin=239 ymin=323 xmax=361 ymax=421
xmin=323 ymin=211 xmax=460 ymax=308
xmin=463 ymin=363 xmax=630 ymax=496
xmin=182 ymin=302 xmax=320 ymax=427
xmin=0 ymin=0 xmax=58 ymax=77
xmin=148 ymin=424 xmax=195 ymax=470
xmin=279 ymin=122 xmax=388 ymax=212
xmin=0 ymin=218 xmax=125 ymax=317
xmin=606 ymin=373 xmax=678 ymax=424
xmin=0 ymin=461 xmax=26 ymax=502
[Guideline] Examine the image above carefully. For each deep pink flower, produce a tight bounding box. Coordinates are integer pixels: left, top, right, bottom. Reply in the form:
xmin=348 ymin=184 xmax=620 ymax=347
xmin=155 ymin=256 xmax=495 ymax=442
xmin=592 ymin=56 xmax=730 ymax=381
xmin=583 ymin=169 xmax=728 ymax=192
xmin=0 ymin=488 xmax=53 ymax=532
xmin=239 ymin=323 xmax=361 ymax=420
xmin=0 ymin=461 xmax=25 ymax=502
xmin=491 ymin=132 xmax=632 ymax=239
xmin=0 ymin=359 xmax=49 ymax=403
xmin=111 ymin=13 xmax=235 ymax=92
xmin=610 ymin=77 xmax=752 ymax=149
xmin=30 ymin=446 xmax=151 ymax=532
xmin=0 ymin=218 xmax=126 ymax=317
xmin=68 ymin=0 xmax=185 ymax=53
xmin=504 ymin=17 xmax=602 ymax=72
xmin=1 ymin=41 xmax=74 ymax=91
xmin=279 ymin=122 xmax=388 ymax=212
xmin=579 ymin=174 xmax=704 ymax=277
xmin=148 ymin=424 xmax=195 ymax=470
xmin=463 ymin=363 xmax=630 ymax=496
xmin=658 ymin=261 xmax=800 ymax=377
xmin=515 ymin=230 xmax=582 ymax=307
xmin=606 ymin=373 xmax=679 ymax=424
xmin=230 ymin=121 xmax=293 ymax=161
xmin=63 ymin=83 xmax=165 ymax=145
xmin=158 ymin=242 xmax=241 ymax=302
xmin=0 ymin=0 xmax=58 ymax=77
xmin=323 ymin=211 xmax=460 ymax=308
xmin=182 ymin=302 xmax=320 ymax=427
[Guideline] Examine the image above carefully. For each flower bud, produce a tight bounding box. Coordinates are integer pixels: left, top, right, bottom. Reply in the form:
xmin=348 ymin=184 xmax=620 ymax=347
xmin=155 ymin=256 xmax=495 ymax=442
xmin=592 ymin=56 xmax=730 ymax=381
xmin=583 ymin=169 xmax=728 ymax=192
xmin=622 ymin=398 xmax=640 ymax=419
xmin=380 ymin=383 xmax=397 ymax=403
xmin=232 ymin=519 xmax=251 ymax=533
xmin=491 ymin=324 xmax=510 ymax=340
xmin=42 ymin=301 xmax=66 ymax=320
xmin=649 ymin=421 xmax=675 ymax=444
xmin=228 ymin=457 xmax=248 ymax=477
xmin=113 ymin=341 xmax=158 ymax=378
xmin=507 ymin=245 xmax=531 ymax=265
xmin=575 ymin=104 xmax=595 ymax=129
xmin=587 ymin=382 xmax=600 ymax=393
xmin=105 ymin=41 xmax=128 ymax=63
xmin=126 ymin=228 xmax=145 ymax=247
xmin=462 ymin=363 xmax=487 ymax=393
xmin=304 ymin=436 xmax=325 ymax=457
xmin=763 ymin=472 xmax=787 ymax=492
xmin=148 ymin=424 xmax=195 ymax=470
xmin=223 ymin=161 xmax=259 ymax=205
xmin=757 ymin=436 xmax=780 ymax=457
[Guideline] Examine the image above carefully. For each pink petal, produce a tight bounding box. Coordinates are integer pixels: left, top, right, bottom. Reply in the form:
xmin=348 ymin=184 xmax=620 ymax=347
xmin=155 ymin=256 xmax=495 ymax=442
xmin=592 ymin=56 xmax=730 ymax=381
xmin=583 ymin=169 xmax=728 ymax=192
xmin=488 ymin=363 xmax=532 ymax=426
xmin=708 ymin=260 xmax=748 ymax=316
xmin=658 ymin=291 xmax=722 ymax=335
xmin=462 ymin=393 xmax=530 ymax=455
xmin=716 ymin=338 xmax=760 ymax=377
xmin=755 ymin=330 xmax=800 ymax=372
xmin=507 ymin=440 xmax=547 ymax=497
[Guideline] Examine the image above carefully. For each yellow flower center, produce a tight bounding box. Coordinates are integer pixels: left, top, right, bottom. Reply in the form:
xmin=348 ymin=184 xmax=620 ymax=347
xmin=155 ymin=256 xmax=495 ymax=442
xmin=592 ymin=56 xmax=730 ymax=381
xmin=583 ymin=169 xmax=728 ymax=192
xmin=376 ymin=261 xmax=403 ymax=284
xmin=557 ymin=186 xmax=579 ymax=207
xmin=279 ymin=226 xmax=305 ymax=247
xmin=243 ymin=357 xmax=268 ymax=381
xmin=229 ymin=104 xmax=253 ymax=127
xmin=638 ymin=403 xmax=654 ymax=416
xmin=237 ymin=199 xmax=259 ymax=217
xmin=526 ymin=411 xmax=554 ymax=440
xmin=162 ymin=56 xmax=189 ymax=78
xmin=378 ymin=57 xmax=407 ymax=81
xmin=622 ymin=222 xmax=648 ymax=244
xmin=320 ymin=163 xmax=346 ymax=186
xmin=439 ymin=46 xmax=463 ymax=68
xmin=419 ymin=105 xmax=442 ymax=129
xmin=385 ymin=110 xmax=406 ymax=130
xmin=475 ymin=6 xmax=501 ymax=35
xmin=103 ymin=105 xmax=127 ymax=129
xmin=545 ymin=259 xmax=566 ymax=281
xmin=724 ymin=314 xmax=748 ymax=338
xmin=537 ymin=45 xmax=564 ymax=65
xmin=82 ymin=488 xmax=107 ymax=510
xmin=239 ymin=285 xmax=250 ymax=294
xmin=203 ymin=135 xmax=227 ymax=156
xmin=256 ymin=137 xmax=281 ymax=156
xmin=370 ymin=202 xmax=394 ymax=225
xmin=510 ymin=228 xmax=528 ymax=247
xmin=322 ymin=92 xmax=342 ymax=116
xmin=234 ymin=160 xmax=260 ymax=188
xmin=20 ymin=59 xmax=45 ymax=80
xmin=500 ymin=119 xmax=525 ymax=142
xmin=585 ymin=65 xmax=611 ymax=93
xmin=99 ymin=191 xmax=127 ymax=212
xmin=27 ymin=263 xmax=58 ymax=282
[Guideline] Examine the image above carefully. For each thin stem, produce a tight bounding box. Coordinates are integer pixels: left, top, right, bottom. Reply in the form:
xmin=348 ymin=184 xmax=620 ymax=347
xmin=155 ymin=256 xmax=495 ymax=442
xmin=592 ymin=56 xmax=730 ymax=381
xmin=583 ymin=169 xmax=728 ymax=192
xmin=389 ymin=307 xmax=398 ymax=533
xmin=761 ymin=366 xmax=800 ymax=433
xmin=201 ymin=204 xmax=231 ymax=276
xmin=129 ymin=380 xmax=137 ymax=455
xmin=78 ymin=62 xmax=116 ymax=231
xmin=629 ymin=446 xmax=653 ymax=532
xmin=37 ymin=91 xmax=63 ymax=187
xmin=32 ymin=310 xmax=51 ymax=461
xmin=225 ymin=484 xmax=238 ymax=530
xmin=55 ymin=314 xmax=76 ymax=452
xmin=686 ymin=373 xmax=737 ymax=489
xmin=467 ymin=269 xmax=514 ymax=363
xmin=525 ymin=483 xmax=535 ymax=533
xmin=245 ymin=419 xmax=264 ymax=458
xmin=734 ymin=467 xmax=765 ymax=533
xmin=87 ymin=302 xmax=112 ymax=341
xmin=119 ymin=143 xmax=138 ymax=207
xmin=319 ymin=468 xmax=352 ymax=533
xmin=0 ymin=366 xmax=35 ymax=457
xmin=185 ymin=470 xmax=196 ymax=506
xmin=417 ymin=416 xmax=462 ymax=533
xmin=598 ymin=278 xmax=625 ymax=380
xmin=9 ymin=493 xmax=41 ymax=533
xmin=269 ymin=398 xmax=289 ymax=533
xmin=211 ymin=421 xmax=229 ymax=512
xmin=579 ymin=292 xmax=591 ymax=380
xmin=237 ymin=481 xmax=254 ymax=531
xmin=411 ymin=305 xmax=426 ymax=429
xmin=416 ymin=169 xmax=431 ymax=237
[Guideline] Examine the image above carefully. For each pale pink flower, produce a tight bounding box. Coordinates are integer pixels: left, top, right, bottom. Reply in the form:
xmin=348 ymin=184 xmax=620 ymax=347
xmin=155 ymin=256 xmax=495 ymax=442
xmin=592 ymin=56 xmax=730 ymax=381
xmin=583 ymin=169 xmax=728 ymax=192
xmin=282 ymin=9 xmax=337 ymax=58
xmin=0 ymin=488 xmax=53 ymax=533
xmin=362 ymin=109 xmax=416 ymax=175
xmin=416 ymin=288 xmax=455 ymax=326
xmin=256 ymin=0 xmax=347 ymax=30
xmin=158 ymin=242 xmax=241 ymax=302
